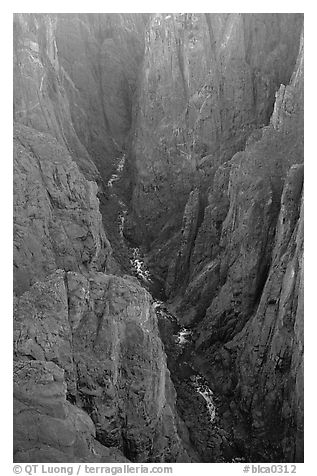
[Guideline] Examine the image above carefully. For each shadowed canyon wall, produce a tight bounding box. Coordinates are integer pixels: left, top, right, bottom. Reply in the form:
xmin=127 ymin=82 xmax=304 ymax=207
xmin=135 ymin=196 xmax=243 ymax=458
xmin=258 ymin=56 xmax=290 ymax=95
xmin=129 ymin=13 xmax=302 ymax=247
xmin=13 ymin=13 xmax=303 ymax=463
xmin=171 ymin=28 xmax=304 ymax=462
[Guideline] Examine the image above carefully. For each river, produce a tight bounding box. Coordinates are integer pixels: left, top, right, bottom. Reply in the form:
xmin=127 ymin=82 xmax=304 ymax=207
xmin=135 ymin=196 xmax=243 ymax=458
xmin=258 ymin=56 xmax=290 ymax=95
xmin=106 ymin=152 xmax=243 ymax=462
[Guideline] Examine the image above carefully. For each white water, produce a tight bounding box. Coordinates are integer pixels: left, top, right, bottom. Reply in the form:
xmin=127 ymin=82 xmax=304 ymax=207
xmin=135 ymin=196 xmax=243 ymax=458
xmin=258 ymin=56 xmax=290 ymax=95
xmin=192 ymin=375 xmax=216 ymax=423
xmin=107 ymin=154 xmax=153 ymax=283
xmin=153 ymin=301 xmax=166 ymax=320
xmin=153 ymin=302 xmax=217 ymax=426
xmin=106 ymin=155 xmax=128 ymax=240
xmin=107 ymin=153 xmax=219 ymax=433
xmin=176 ymin=328 xmax=193 ymax=345
xmin=107 ymin=155 xmax=126 ymax=187
xmin=130 ymin=247 xmax=152 ymax=282
xmin=153 ymin=301 xmax=179 ymax=325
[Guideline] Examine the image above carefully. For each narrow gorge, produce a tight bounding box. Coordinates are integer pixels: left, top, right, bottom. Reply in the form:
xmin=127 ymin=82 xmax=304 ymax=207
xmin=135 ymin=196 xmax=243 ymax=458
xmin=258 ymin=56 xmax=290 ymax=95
xmin=13 ymin=13 xmax=304 ymax=464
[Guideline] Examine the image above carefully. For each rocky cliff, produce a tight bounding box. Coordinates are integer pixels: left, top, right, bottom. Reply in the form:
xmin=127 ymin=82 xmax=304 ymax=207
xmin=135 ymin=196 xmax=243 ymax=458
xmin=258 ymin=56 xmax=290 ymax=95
xmin=14 ymin=360 xmax=129 ymax=463
xmin=182 ymin=29 xmax=303 ymax=462
xmin=13 ymin=14 xmax=99 ymax=180
xmin=129 ymin=13 xmax=302 ymax=248
xmin=14 ymin=269 xmax=192 ymax=462
xmin=194 ymin=32 xmax=303 ymax=344
xmin=128 ymin=15 xmax=303 ymax=462
xmin=55 ymin=14 xmax=148 ymax=181
xmin=13 ymin=13 xmax=304 ymax=463
xmin=13 ymin=123 xmax=115 ymax=296
xmin=13 ymin=126 xmax=192 ymax=461
xmin=13 ymin=13 xmax=192 ymax=464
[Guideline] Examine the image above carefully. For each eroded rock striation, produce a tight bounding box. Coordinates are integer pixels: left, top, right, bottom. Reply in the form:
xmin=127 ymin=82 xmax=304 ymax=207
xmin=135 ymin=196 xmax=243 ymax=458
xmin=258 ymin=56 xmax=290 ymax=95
xmin=234 ymin=166 xmax=304 ymax=462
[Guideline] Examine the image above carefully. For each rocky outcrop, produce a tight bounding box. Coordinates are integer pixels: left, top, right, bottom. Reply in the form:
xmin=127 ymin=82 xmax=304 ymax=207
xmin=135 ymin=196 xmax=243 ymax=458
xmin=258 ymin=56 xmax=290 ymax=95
xmin=14 ymin=270 xmax=192 ymax=462
xmin=13 ymin=16 xmax=193 ymax=459
xmin=232 ymin=165 xmax=303 ymax=462
xmin=13 ymin=120 xmax=192 ymax=461
xmin=199 ymin=164 xmax=303 ymax=462
xmin=67 ymin=271 xmax=191 ymax=462
xmin=13 ymin=14 xmax=99 ymax=180
xmin=195 ymin=30 xmax=303 ymax=346
xmin=14 ymin=360 xmax=128 ymax=463
xmin=13 ymin=123 xmax=115 ymax=296
xmin=130 ymin=13 xmax=303 ymax=247
xmin=184 ymin=32 xmax=304 ymax=462
xmin=165 ymin=188 xmax=202 ymax=296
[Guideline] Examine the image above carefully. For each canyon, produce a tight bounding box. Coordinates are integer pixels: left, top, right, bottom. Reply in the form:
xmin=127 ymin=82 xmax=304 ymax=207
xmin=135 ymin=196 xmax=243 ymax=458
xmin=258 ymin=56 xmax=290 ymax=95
xmin=13 ymin=13 xmax=304 ymax=463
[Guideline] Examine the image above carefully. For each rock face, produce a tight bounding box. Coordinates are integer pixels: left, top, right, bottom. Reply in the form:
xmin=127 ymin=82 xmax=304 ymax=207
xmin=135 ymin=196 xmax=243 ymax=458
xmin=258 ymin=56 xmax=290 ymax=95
xmin=14 ymin=270 xmax=192 ymax=462
xmin=13 ymin=13 xmax=304 ymax=464
xmin=14 ymin=360 xmax=128 ymax=463
xmin=130 ymin=13 xmax=303 ymax=246
xmin=13 ymin=14 xmax=99 ymax=180
xmin=194 ymin=32 xmax=303 ymax=346
xmin=166 ymin=29 xmax=303 ymax=328
xmin=55 ymin=14 xmax=148 ymax=181
xmin=233 ymin=166 xmax=303 ymax=462
xmin=13 ymin=13 xmax=147 ymax=183
xmin=136 ymin=21 xmax=304 ymax=462
xmin=13 ymin=123 xmax=115 ymax=296
xmin=187 ymin=32 xmax=303 ymax=461
xmin=13 ymin=124 xmax=191 ymax=461
xmin=165 ymin=188 xmax=202 ymax=296
xmin=198 ymin=164 xmax=303 ymax=462
xmin=13 ymin=13 xmax=192 ymax=463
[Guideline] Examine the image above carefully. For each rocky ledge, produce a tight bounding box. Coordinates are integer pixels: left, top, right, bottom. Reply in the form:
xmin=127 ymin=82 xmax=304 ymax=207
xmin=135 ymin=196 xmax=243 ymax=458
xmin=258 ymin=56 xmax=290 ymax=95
xmin=14 ymin=269 xmax=193 ymax=462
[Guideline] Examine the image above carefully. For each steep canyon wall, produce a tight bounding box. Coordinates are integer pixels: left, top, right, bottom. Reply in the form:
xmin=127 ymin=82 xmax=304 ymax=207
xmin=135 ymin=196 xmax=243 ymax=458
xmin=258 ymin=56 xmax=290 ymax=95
xmin=130 ymin=13 xmax=302 ymax=248
xmin=13 ymin=13 xmax=304 ymax=463
xmin=13 ymin=13 xmax=192 ymax=464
